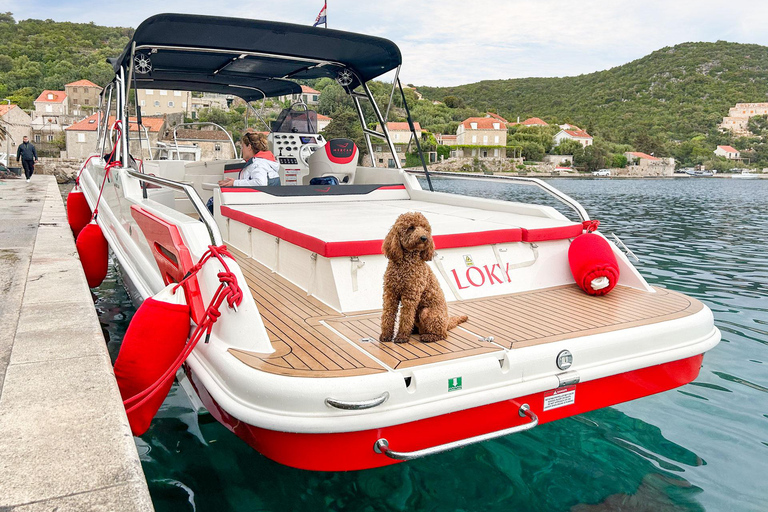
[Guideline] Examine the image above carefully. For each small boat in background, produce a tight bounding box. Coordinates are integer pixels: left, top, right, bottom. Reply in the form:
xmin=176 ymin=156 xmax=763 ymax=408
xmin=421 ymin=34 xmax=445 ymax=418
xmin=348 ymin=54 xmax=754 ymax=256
xmin=731 ymin=170 xmax=760 ymax=179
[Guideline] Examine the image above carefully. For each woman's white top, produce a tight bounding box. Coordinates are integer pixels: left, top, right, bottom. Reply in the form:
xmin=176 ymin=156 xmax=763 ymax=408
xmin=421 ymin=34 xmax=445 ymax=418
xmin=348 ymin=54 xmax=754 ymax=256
xmin=233 ymin=153 xmax=280 ymax=186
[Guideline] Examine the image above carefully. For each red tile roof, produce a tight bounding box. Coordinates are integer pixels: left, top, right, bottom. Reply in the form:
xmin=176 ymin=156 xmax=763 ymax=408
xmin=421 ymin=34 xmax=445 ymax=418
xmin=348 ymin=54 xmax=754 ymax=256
xmin=563 ymin=129 xmax=592 ymax=139
xmin=65 ymin=79 xmax=101 ymax=88
xmin=35 ymin=90 xmax=67 ymax=103
xmin=387 ymin=121 xmax=421 ymax=131
xmin=521 ymin=117 xmax=548 ymax=126
xmin=461 ymin=117 xmax=507 ymax=130
xmin=717 ymin=145 xmax=739 ymax=153
xmin=317 ymin=114 xmax=332 ymax=120
xmin=0 ymin=104 xmax=16 ymax=116
xmin=66 ymin=114 xmax=165 ymax=133
xmin=487 ymin=112 xmax=509 ymax=123
xmin=301 ymin=85 xmax=320 ymax=94
xmin=627 ymin=151 xmax=660 ymax=161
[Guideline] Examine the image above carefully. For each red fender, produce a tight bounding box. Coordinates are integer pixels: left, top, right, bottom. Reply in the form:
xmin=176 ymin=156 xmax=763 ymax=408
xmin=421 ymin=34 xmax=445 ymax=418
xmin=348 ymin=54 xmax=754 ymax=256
xmin=114 ymin=285 xmax=190 ymax=435
xmin=66 ymin=188 xmax=91 ymax=238
xmin=568 ymin=232 xmax=620 ymax=296
xmin=76 ymin=222 xmax=108 ymax=288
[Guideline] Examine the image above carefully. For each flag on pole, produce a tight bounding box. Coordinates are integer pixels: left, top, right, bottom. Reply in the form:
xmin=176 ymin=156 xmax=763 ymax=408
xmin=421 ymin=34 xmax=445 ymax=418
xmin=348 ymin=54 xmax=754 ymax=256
xmin=313 ymin=2 xmax=327 ymax=27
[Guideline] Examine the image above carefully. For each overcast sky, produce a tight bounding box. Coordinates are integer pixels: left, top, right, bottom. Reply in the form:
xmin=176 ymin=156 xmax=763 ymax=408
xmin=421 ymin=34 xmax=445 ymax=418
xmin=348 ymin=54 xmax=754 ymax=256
xmin=5 ymin=0 xmax=768 ymax=86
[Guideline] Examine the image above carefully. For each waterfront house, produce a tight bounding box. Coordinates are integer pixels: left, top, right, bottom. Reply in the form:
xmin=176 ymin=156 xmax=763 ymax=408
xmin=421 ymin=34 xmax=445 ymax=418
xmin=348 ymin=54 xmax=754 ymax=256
xmin=373 ymin=121 xmax=422 ymax=167
xmin=554 ymin=128 xmax=593 ymax=148
xmin=65 ymin=114 xmax=166 ymax=160
xmin=455 ymin=116 xmax=507 ymax=158
xmin=624 ymin=151 xmax=674 ymax=176
xmin=714 ymin=145 xmax=740 ymax=160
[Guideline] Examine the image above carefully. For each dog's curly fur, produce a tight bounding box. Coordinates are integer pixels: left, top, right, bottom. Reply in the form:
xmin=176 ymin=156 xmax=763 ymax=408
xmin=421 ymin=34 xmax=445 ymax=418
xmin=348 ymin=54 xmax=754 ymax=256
xmin=380 ymin=212 xmax=468 ymax=343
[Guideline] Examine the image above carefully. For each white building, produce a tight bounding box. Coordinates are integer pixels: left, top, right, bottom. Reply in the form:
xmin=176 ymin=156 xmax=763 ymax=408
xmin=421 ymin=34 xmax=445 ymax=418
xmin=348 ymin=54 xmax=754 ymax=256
xmin=554 ymin=128 xmax=593 ymax=148
xmin=714 ymin=145 xmax=740 ymax=160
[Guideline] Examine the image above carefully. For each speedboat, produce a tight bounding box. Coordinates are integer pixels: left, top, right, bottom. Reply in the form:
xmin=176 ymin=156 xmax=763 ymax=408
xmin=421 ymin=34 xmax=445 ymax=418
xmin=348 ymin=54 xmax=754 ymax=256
xmin=74 ymin=13 xmax=720 ymax=471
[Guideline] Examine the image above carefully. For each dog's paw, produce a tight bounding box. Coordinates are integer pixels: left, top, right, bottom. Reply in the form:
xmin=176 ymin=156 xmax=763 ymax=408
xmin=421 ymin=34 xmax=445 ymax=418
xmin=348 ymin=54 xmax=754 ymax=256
xmin=379 ymin=334 xmax=393 ymax=343
xmin=394 ymin=336 xmax=410 ymax=344
xmin=419 ymin=333 xmax=442 ymax=343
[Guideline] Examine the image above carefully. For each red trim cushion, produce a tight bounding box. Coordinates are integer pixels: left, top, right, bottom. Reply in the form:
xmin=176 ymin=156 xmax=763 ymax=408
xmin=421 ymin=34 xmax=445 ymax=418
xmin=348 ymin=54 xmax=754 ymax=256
xmin=521 ymin=223 xmax=584 ymax=242
xmin=221 ymin=206 xmax=523 ymax=257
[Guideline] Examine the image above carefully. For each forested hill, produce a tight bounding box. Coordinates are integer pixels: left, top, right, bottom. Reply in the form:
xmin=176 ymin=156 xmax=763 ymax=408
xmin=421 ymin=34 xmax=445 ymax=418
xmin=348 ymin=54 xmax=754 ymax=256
xmin=0 ymin=13 xmax=131 ymax=108
xmin=418 ymin=41 xmax=768 ymax=145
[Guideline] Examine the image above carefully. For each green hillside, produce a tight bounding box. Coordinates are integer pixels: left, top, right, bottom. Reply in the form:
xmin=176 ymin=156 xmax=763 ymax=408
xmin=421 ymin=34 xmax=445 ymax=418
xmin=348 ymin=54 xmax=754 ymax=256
xmin=417 ymin=41 xmax=768 ymax=145
xmin=0 ymin=13 xmax=131 ymax=108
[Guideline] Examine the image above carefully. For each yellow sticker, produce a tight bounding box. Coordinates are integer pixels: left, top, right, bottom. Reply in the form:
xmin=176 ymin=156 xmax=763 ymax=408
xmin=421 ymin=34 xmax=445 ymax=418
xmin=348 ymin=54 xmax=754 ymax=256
xmin=463 ymin=255 xmax=474 ymax=267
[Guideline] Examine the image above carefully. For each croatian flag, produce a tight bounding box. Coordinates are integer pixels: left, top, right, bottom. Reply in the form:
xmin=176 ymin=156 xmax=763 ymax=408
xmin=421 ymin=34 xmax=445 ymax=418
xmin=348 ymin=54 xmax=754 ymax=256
xmin=313 ymin=3 xmax=327 ymax=27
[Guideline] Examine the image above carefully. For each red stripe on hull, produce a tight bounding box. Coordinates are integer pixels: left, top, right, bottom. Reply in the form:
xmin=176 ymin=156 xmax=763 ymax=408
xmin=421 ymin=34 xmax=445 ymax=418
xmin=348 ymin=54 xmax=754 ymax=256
xmin=186 ymin=354 xmax=703 ymax=471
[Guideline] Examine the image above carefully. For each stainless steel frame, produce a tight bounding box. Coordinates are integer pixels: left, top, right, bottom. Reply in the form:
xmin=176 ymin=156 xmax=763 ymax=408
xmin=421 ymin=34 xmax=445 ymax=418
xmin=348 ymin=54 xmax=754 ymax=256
xmin=125 ymin=169 xmax=222 ymax=246
xmin=172 ymin=122 xmax=237 ymax=159
xmin=405 ymin=169 xmax=591 ymax=222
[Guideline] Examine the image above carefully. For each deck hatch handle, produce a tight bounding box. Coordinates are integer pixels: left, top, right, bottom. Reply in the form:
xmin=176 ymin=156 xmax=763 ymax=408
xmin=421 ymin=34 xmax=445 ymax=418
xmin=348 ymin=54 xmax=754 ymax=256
xmin=325 ymin=392 xmax=390 ymax=410
xmin=374 ymin=403 xmax=537 ymax=460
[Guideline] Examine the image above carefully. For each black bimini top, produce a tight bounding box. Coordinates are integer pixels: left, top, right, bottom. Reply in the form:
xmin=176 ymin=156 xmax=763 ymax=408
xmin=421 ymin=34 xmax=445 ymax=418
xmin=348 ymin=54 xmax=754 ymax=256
xmin=114 ymin=13 xmax=402 ymax=92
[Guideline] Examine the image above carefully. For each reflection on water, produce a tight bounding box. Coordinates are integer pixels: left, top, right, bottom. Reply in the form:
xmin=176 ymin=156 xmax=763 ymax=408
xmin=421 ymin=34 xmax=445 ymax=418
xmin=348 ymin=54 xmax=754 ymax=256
xmin=92 ymin=178 xmax=767 ymax=512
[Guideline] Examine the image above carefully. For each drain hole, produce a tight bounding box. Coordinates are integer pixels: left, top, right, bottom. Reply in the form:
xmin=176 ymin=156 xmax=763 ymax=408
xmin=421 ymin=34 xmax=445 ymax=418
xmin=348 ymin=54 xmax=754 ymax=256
xmin=404 ymin=376 xmax=412 ymax=387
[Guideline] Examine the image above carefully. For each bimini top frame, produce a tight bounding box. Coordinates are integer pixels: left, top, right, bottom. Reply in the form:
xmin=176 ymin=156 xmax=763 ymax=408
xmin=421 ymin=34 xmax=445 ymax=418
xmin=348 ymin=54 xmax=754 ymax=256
xmin=109 ymin=13 xmax=407 ymax=171
xmin=113 ymin=13 xmax=402 ymax=90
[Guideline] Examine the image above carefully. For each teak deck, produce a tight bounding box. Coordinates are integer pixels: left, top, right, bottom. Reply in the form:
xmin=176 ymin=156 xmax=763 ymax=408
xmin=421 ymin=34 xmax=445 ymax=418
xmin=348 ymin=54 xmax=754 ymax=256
xmin=227 ymin=248 xmax=703 ymax=377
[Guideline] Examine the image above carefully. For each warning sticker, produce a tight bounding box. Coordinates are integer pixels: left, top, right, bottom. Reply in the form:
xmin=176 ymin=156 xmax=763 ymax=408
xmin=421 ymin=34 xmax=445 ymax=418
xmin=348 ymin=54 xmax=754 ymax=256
xmin=543 ymin=386 xmax=576 ymax=411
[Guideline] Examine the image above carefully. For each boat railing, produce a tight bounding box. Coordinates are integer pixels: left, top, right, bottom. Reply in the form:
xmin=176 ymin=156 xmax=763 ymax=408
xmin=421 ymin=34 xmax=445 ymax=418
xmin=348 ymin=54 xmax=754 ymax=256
xmin=405 ymin=169 xmax=590 ymax=222
xmin=125 ymin=168 xmax=222 ymax=246
xmin=173 ymin=122 xmax=238 ymax=160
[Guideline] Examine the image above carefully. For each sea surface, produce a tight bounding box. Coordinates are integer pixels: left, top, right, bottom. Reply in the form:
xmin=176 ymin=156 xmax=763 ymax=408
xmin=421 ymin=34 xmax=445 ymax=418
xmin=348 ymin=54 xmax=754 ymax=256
xmin=91 ymin=177 xmax=768 ymax=512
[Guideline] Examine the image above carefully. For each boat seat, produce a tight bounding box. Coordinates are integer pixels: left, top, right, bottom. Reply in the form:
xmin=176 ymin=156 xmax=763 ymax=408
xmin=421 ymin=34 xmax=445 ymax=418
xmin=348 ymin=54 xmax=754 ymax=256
xmin=221 ymin=200 xmax=526 ymax=257
xmin=305 ymin=138 xmax=358 ymax=185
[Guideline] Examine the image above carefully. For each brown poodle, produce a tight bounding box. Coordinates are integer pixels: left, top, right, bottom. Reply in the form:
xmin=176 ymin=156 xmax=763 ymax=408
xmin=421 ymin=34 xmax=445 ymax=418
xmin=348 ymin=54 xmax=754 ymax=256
xmin=380 ymin=212 xmax=468 ymax=343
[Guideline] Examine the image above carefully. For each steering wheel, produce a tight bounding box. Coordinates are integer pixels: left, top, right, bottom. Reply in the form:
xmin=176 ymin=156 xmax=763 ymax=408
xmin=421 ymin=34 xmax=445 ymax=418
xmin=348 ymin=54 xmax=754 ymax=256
xmin=299 ymin=144 xmax=323 ymax=167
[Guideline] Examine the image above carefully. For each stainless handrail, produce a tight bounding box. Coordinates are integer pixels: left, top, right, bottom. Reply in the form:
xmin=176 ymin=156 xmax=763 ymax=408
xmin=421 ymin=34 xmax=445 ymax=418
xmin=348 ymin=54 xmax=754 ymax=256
xmin=125 ymin=168 xmax=222 ymax=246
xmin=172 ymin=122 xmax=237 ymax=160
xmin=405 ymin=170 xmax=590 ymax=222
xmin=374 ymin=403 xmax=538 ymax=460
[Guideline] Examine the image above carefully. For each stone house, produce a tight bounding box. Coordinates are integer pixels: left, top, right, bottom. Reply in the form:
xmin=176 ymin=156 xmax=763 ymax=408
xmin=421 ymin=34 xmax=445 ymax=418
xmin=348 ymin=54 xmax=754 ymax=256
xmin=31 ymin=90 xmax=68 ymax=145
xmin=0 ymin=104 xmax=33 ymax=156
xmin=160 ymin=128 xmax=236 ymax=160
xmin=137 ymin=89 xmax=192 ymax=116
xmin=372 ymin=121 xmax=422 ymax=168
xmin=280 ymin=85 xmax=321 ymax=106
xmin=714 ymin=145 xmax=740 ymax=160
xmin=624 ymin=151 xmax=674 ymax=176
xmin=455 ymin=116 xmax=507 ymax=158
xmin=720 ymin=103 xmax=768 ymax=136
xmin=65 ymin=80 xmax=102 ymax=117
xmin=65 ymin=114 xmax=166 ymax=161
xmin=554 ymin=128 xmax=593 ymax=147
xmin=317 ymin=114 xmax=332 ymax=132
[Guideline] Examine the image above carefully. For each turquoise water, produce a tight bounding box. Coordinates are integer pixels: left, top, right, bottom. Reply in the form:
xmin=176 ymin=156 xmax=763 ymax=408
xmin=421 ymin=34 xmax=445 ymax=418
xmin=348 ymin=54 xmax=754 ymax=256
xmin=95 ymin=178 xmax=768 ymax=511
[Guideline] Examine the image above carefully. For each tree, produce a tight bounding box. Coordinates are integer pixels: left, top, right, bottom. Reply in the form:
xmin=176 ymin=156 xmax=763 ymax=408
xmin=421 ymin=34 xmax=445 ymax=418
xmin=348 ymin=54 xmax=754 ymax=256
xmin=551 ymin=139 xmax=582 ymax=156
xmin=443 ymin=96 xmax=464 ymax=108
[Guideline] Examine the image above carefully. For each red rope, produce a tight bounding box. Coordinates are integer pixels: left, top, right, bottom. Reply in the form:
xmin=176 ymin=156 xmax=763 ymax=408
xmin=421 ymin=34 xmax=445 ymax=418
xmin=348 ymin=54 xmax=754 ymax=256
xmin=90 ymin=121 xmax=123 ymax=221
xmin=123 ymin=245 xmax=243 ymax=414
xmin=582 ymin=219 xmax=600 ymax=233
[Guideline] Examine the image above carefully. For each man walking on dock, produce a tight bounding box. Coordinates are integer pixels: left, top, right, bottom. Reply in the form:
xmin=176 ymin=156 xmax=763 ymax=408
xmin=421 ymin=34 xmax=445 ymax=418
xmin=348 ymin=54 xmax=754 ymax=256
xmin=16 ymin=136 xmax=37 ymax=182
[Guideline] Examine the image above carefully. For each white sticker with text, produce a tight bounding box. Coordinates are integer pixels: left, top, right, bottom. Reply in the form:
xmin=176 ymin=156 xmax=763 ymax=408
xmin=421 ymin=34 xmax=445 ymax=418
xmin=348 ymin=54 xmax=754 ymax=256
xmin=543 ymin=386 xmax=576 ymax=411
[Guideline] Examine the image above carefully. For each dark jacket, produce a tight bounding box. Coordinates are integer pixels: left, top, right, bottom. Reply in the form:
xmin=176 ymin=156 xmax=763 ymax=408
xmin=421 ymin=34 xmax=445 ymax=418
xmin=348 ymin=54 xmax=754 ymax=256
xmin=16 ymin=141 xmax=37 ymax=161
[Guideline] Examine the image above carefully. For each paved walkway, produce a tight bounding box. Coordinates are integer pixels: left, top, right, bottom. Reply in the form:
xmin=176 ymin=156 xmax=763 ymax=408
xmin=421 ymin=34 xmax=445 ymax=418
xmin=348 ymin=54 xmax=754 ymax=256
xmin=0 ymin=175 xmax=153 ymax=511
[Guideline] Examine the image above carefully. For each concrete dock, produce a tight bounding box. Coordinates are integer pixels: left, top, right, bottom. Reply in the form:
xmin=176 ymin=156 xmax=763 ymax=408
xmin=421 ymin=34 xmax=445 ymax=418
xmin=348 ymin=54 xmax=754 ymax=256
xmin=0 ymin=175 xmax=153 ymax=510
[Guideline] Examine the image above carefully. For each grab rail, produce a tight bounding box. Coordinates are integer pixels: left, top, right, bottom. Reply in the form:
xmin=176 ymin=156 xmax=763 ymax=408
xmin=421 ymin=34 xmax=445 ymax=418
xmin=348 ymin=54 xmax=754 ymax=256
xmin=374 ymin=403 xmax=538 ymax=460
xmin=325 ymin=392 xmax=390 ymax=410
xmin=125 ymin=169 xmax=222 ymax=246
xmin=405 ymin=170 xmax=590 ymax=222
xmin=173 ymin=122 xmax=238 ymax=160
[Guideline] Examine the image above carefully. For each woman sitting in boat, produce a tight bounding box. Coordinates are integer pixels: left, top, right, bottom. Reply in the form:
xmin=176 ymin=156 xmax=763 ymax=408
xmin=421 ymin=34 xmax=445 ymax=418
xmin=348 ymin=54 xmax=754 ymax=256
xmin=218 ymin=132 xmax=280 ymax=187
